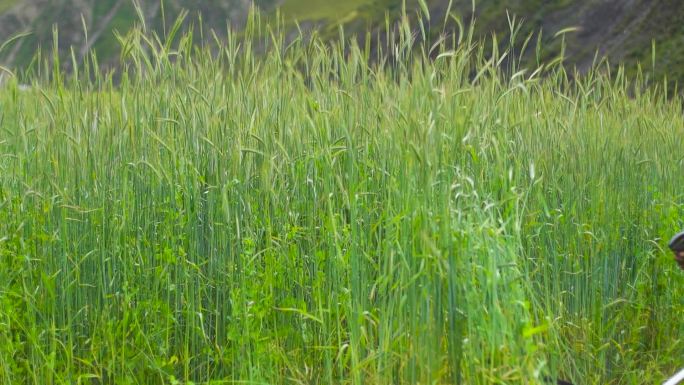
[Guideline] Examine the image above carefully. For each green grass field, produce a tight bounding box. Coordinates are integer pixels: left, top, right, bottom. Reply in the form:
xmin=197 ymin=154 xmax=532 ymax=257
xmin=0 ymin=9 xmax=683 ymax=385
xmin=280 ymin=0 xmax=375 ymax=22
xmin=0 ymin=0 xmax=17 ymax=13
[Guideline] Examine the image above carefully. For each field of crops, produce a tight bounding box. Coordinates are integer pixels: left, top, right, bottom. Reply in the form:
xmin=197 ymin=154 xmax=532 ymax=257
xmin=0 ymin=10 xmax=683 ymax=385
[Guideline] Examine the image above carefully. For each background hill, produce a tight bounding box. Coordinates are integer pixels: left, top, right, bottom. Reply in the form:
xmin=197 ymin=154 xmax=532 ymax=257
xmin=1 ymin=0 xmax=683 ymax=84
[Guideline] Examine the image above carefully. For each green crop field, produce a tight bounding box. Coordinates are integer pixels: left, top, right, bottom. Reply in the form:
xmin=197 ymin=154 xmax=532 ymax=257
xmin=0 ymin=0 xmax=17 ymax=13
xmin=0 ymin=8 xmax=683 ymax=385
xmin=280 ymin=0 xmax=375 ymax=22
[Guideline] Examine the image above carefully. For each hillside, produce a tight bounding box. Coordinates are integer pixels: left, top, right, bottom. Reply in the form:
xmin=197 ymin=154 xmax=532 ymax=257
xmin=0 ymin=0 xmax=683 ymax=82
xmin=0 ymin=0 xmax=270 ymax=70
xmin=443 ymin=0 xmax=684 ymax=88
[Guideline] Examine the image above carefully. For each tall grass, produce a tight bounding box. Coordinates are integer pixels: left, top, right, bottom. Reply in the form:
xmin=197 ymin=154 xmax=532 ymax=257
xmin=0 ymin=7 xmax=683 ymax=385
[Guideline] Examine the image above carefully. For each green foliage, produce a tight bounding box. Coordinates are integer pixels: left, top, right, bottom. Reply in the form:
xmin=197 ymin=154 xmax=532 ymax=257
xmin=0 ymin=8 xmax=683 ymax=385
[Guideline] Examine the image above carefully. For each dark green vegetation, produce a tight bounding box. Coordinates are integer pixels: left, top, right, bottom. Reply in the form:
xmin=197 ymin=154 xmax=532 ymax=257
xmin=1 ymin=8 xmax=684 ymax=385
